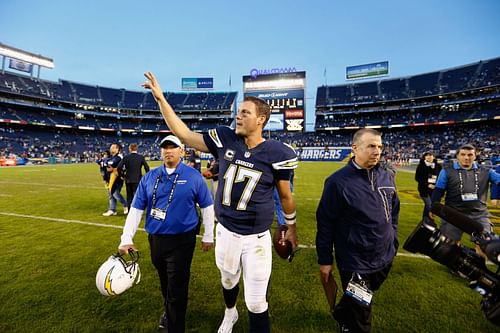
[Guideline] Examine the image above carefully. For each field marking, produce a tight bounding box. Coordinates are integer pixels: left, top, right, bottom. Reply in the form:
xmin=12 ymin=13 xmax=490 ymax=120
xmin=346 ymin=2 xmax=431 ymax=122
xmin=0 ymin=212 xmax=431 ymax=259
xmin=0 ymin=181 xmax=104 ymax=190
xmin=0 ymin=212 xmax=145 ymax=232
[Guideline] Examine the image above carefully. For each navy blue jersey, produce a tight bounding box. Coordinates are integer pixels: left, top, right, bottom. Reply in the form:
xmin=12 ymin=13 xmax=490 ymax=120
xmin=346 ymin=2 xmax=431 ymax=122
xmin=203 ymin=126 xmax=297 ymax=235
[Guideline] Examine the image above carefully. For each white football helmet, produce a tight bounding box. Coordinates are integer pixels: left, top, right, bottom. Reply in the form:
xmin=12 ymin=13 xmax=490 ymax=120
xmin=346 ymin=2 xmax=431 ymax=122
xmin=96 ymin=251 xmax=141 ymax=296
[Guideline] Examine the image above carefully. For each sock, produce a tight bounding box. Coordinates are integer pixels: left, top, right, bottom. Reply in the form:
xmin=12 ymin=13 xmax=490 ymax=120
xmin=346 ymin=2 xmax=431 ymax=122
xmin=248 ymin=310 xmax=270 ymax=333
xmin=222 ymin=284 xmax=239 ymax=308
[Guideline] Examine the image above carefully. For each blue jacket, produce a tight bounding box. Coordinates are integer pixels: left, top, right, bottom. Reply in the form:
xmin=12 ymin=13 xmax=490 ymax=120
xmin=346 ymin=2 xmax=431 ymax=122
xmin=132 ymin=162 xmax=213 ymax=235
xmin=316 ymin=159 xmax=399 ymax=273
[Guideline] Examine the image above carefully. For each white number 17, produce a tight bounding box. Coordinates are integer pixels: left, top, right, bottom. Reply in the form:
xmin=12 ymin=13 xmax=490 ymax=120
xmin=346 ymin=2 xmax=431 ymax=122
xmin=222 ymin=164 xmax=262 ymax=210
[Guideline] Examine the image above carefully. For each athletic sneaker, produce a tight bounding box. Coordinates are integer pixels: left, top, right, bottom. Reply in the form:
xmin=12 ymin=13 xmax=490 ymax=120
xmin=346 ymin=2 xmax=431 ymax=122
xmin=123 ymin=207 xmax=129 ymax=215
xmin=102 ymin=210 xmax=117 ymax=216
xmin=158 ymin=312 xmax=168 ymax=329
xmin=339 ymin=324 xmax=350 ymax=332
xmin=217 ymin=307 xmax=238 ymax=333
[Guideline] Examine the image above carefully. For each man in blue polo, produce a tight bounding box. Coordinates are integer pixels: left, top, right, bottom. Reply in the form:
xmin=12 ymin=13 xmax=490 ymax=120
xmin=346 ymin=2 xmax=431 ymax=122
xmin=431 ymin=143 xmax=500 ymax=242
xmin=118 ymin=135 xmax=215 ymax=333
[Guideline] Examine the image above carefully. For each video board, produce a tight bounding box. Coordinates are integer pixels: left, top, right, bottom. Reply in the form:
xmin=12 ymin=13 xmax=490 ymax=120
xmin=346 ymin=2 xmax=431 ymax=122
xmin=243 ymin=71 xmax=305 ymax=132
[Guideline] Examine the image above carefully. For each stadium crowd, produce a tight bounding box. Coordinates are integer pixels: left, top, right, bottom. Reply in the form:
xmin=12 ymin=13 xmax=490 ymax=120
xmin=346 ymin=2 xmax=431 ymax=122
xmin=1 ymin=122 xmax=498 ymax=165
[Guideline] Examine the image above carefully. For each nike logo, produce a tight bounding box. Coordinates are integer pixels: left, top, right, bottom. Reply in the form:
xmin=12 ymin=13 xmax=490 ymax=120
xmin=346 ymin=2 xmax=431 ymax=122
xmin=257 ymin=234 xmax=265 ymax=238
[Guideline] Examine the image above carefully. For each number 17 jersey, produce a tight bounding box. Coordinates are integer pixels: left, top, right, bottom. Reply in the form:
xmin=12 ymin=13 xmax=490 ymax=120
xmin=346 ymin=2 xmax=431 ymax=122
xmin=203 ymin=126 xmax=298 ymax=235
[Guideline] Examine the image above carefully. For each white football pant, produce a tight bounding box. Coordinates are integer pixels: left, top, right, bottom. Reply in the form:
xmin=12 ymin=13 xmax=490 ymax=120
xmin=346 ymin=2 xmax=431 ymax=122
xmin=215 ymin=223 xmax=272 ymax=314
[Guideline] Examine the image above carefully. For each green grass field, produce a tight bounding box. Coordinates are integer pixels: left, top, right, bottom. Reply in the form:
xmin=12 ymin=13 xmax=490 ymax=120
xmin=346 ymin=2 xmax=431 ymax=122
xmin=0 ymin=162 xmax=499 ymax=332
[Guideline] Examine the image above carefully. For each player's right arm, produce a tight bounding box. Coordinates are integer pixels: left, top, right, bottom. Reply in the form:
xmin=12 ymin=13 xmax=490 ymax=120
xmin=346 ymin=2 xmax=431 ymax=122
xmin=142 ymin=71 xmax=209 ymax=152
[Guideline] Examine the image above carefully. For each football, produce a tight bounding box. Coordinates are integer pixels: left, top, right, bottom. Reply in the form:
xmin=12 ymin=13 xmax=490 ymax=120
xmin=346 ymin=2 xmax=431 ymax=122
xmin=273 ymin=224 xmax=293 ymax=260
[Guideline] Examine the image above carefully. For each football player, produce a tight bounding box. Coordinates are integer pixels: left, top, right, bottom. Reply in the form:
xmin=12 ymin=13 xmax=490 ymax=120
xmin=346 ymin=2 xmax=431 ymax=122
xmin=142 ymin=72 xmax=298 ymax=333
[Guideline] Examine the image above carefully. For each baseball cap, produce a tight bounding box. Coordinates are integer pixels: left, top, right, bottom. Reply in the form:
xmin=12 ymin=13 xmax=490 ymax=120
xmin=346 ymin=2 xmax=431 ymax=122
xmin=160 ymin=135 xmax=183 ymax=149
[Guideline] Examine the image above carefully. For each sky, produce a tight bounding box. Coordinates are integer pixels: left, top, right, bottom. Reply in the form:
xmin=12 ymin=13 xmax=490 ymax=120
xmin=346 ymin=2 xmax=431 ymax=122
xmin=1 ymin=0 xmax=500 ymax=130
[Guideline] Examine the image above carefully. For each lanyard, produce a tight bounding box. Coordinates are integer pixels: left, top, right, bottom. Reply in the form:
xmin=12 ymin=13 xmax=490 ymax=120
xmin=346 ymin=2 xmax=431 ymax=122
xmin=152 ymin=173 xmax=179 ymax=211
xmin=458 ymin=169 xmax=479 ymax=195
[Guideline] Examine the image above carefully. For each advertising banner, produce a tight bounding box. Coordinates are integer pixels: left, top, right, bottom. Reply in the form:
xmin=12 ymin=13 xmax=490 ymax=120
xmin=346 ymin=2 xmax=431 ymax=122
xmin=346 ymin=61 xmax=388 ymax=80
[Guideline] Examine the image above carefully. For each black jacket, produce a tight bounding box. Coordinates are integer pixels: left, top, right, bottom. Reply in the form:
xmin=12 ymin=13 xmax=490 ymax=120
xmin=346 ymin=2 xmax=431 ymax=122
xmin=316 ymin=159 xmax=399 ymax=273
xmin=117 ymin=152 xmax=150 ymax=184
xmin=414 ymin=159 xmax=441 ymax=197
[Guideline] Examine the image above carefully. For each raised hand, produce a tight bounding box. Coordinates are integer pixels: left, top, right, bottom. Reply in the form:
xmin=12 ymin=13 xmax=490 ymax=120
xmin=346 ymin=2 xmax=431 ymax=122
xmin=142 ymin=71 xmax=165 ymax=102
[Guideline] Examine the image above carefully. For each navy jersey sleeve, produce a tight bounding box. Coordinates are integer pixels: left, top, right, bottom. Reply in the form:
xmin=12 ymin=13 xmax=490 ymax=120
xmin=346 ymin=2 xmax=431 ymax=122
xmin=107 ymin=155 xmax=121 ymax=168
xmin=203 ymin=126 xmax=229 ymax=159
xmin=270 ymin=141 xmax=298 ymax=181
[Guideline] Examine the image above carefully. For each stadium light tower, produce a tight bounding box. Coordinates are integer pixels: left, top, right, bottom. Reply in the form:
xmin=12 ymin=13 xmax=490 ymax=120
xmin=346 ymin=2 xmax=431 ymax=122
xmin=0 ymin=42 xmax=54 ymax=79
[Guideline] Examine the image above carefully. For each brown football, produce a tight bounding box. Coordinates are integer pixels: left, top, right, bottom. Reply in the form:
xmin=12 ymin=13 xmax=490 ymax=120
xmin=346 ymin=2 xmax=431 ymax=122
xmin=202 ymin=170 xmax=213 ymax=179
xmin=273 ymin=224 xmax=293 ymax=259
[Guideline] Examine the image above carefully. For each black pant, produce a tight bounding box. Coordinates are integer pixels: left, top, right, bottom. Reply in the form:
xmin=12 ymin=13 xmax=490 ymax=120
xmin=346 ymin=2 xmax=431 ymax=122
xmin=125 ymin=182 xmax=139 ymax=209
xmin=333 ymin=263 xmax=392 ymax=333
xmin=149 ymin=230 xmax=197 ymax=333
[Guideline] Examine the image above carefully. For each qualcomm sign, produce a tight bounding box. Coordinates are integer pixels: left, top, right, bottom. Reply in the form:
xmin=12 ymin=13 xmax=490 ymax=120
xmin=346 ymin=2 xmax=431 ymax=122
xmin=250 ymin=67 xmax=297 ymax=78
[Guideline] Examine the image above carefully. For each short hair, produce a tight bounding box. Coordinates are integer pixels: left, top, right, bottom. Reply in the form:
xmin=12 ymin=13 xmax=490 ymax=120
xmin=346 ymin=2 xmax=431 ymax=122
xmin=112 ymin=143 xmax=122 ymax=151
xmin=244 ymin=96 xmax=271 ymax=128
xmin=129 ymin=143 xmax=138 ymax=151
xmin=423 ymin=151 xmax=434 ymax=158
xmin=352 ymin=128 xmax=382 ymax=145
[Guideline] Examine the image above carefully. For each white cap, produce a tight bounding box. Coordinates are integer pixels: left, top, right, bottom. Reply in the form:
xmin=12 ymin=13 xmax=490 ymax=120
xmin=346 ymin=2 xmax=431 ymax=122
xmin=160 ymin=135 xmax=183 ymax=149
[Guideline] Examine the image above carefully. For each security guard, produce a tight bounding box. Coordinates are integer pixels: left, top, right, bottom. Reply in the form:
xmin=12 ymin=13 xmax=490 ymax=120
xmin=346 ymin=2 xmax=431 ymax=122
xmin=118 ymin=135 xmax=215 ymax=333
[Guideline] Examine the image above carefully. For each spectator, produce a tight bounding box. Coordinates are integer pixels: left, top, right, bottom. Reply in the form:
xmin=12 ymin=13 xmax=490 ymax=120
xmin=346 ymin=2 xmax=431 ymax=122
xmin=102 ymin=143 xmax=128 ymax=216
xmin=117 ymin=143 xmax=150 ymax=210
xmin=414 ymin=152 xmax=441 ymax=223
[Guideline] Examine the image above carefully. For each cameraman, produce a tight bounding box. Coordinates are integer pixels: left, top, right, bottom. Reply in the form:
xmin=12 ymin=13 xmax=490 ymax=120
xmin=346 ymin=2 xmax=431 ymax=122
xmin=430 ymin=144 xmax=500 ymax=242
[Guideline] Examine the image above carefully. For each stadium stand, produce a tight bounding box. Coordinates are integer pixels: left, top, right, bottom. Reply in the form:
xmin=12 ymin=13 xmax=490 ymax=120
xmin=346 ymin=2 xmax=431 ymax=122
xmin=0 ymin=70 xmax=237 ymax=163
xmin=0 ymin=57 xmax=498 ymax=164
xmin=314 ymin=57 xmax=499 ymax=162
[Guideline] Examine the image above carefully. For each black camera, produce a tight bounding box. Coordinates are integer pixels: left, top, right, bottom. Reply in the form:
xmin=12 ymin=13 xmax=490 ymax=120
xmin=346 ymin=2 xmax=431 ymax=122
xmin=403 ymin=203 xmax=500 ymax=326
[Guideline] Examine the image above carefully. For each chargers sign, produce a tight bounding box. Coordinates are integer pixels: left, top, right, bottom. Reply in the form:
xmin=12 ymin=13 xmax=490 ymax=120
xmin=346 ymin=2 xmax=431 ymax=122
xmin=297 ymin=147 xmax=351 ymax=161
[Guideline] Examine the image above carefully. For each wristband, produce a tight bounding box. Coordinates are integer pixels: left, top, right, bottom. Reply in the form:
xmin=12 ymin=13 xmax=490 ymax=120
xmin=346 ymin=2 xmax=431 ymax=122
xmin=284 ymin=211 xmax=297 ymax=225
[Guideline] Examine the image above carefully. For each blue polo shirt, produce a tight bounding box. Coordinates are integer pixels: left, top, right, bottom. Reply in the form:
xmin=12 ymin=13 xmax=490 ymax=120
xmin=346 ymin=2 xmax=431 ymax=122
xmin=131 ymin=162 xmax=213 ymax=235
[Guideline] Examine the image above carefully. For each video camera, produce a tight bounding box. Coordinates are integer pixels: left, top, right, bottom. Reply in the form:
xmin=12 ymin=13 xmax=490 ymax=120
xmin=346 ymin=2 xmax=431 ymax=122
xmin=403 ymin=202 xmax=500 ymax=326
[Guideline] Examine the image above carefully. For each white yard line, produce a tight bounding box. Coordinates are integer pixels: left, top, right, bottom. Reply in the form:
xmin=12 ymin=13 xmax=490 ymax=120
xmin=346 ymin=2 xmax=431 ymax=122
xmin=0 ymin=211 xmax=144 ymax=231
xmin=0 ymin=181 xmax=104 ymax=190
xmin=0 ymin=211 xmax=430 ymax=259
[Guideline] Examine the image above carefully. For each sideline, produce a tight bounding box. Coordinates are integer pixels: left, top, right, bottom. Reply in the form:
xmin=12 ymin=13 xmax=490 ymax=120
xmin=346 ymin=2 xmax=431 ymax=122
xmin=0 ymin=211 xmax=144 ymax=231
xmin=0 ymin=211 xmax=429 ymax=258
xmin=0 ymin=181 xmax=104 ymax=190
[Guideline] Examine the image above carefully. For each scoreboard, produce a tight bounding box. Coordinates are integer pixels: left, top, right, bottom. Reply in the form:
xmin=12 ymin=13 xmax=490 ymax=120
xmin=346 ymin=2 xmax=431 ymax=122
xmin=243 ymin=71 xmax=305 ymax=132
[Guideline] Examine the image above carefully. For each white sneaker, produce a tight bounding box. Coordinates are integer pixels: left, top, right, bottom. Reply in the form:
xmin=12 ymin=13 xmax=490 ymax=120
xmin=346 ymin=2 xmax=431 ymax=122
xmin=217 ymin=307 xmax=238 ymax=333
xmin=102 ymin=210 xmax=117 ymax=216
xmin=123 ymin=207 xmax=129 ymax=215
